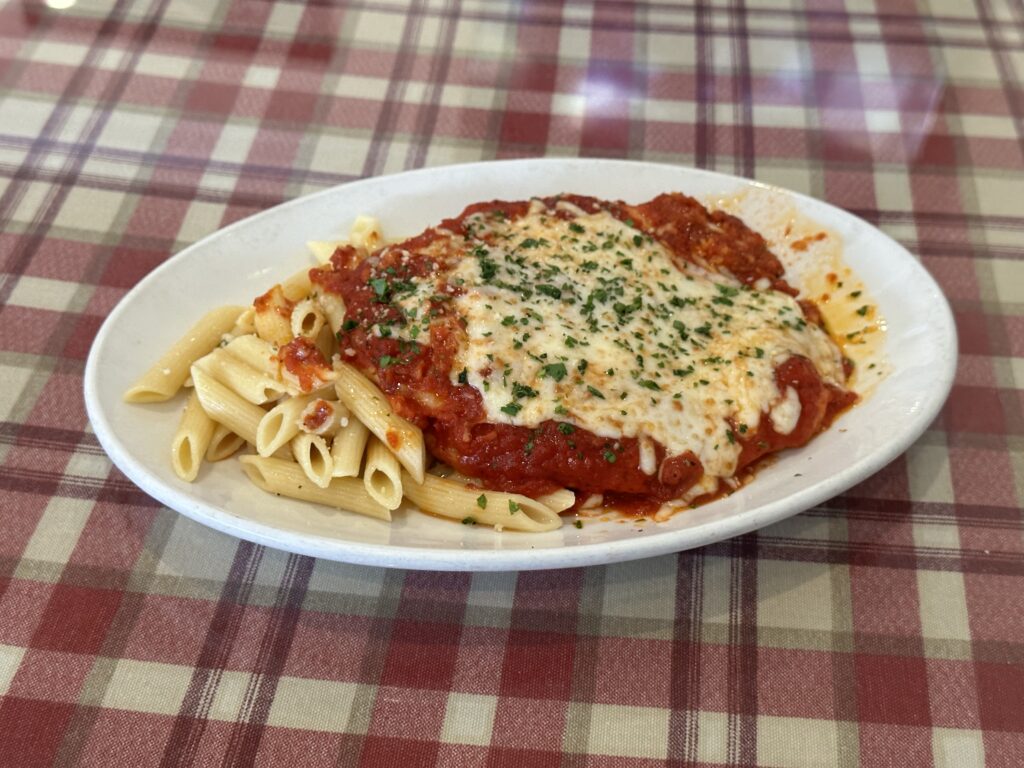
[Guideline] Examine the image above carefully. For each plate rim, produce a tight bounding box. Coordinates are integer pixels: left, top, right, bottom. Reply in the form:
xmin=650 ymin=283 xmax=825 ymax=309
xmin=83 ymin=158 xmax=958 ymax=570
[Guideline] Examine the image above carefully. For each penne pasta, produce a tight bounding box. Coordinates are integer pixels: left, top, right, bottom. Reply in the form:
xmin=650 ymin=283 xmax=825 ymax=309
xmin=363 ymin=436 xmax=403 ymax=510
xmin=206 ymin=423 xmax=246 ymax=462
xmin=290 ymin=298 xmax=326 ymax=340
xmin=280 ymin=266 xmax=313 ymax=301
xmin=190 ymin=366 xmax=264 ymax=446
xmin=307 ymin=240 xmax=342 ymax=265
xmin=240 ymin=455 xmax=390 ymax=521
xmin=124 ymin=305 xmax=244 ymax=402
xmin=257 ymin=394 xmax=315 ymax=457
xmin=299 ymin=398 xmax=344 ymax=436
xmin=291 ymin=433 xmax=333 ymax=488
xmin=330 ymin=416 xmax=369 ymax=478
xmin=253 ymin=285 xmax=293 ymax=346
xmin=401 ymin=472 xmax=561 ymax=533
xmin=221 ymin=334 xmax=284 ymax=380
xmin=349 ymin=214 xmax=383 ymax=251
xmin=193 ymin=348 xmax=289 ymax=404
xmin=230 ymin=307 xmax=256 ymax=336
xmin=333 ymin=361 xmax=425 ymax=483
xmin=536 ymin=488 xmax=576 ymax=513
xmin=170 ymin=391 xmax=216 ymax=481
xmin=429 ymin=466 xmax=576 ymax=514
xmin=315 ymin=291 xmax=346 ymax=335
xmin=314 ymin=323 xmax=336 ymax=361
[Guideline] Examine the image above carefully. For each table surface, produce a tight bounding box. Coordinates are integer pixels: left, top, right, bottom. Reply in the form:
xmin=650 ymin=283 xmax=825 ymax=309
xmin=1 ymin=0 xmax=1022 ymax=765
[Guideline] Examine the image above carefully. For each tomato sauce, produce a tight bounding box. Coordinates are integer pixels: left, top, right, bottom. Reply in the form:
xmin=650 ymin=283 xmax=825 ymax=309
xmin=277 ymin=337 xmax=332 ymax=392
xmin=302 ymin=399 xmax=334 ymax=432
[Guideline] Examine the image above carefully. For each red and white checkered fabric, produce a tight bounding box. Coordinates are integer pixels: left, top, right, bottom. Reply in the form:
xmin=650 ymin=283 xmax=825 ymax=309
xmin=0 ymin=0 xmax=1021 ymax=765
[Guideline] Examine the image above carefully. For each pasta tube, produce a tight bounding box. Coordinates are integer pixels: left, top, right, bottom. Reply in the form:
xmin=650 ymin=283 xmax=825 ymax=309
xmin=281 ymin=266 xmax=313 ymax=301
xmin=206 ymin=423 xmax=246 ymax=462
xmin=349 ymin=215 xmax=383 ymax=251
xmin=315 ymin=291 xmax=346 ymax=333
xmin=240 ymin=455 xmax=390 ymax=521
xmin=253 ymin=285 xmax=293 ymax=346
xmin=401 ymin=472 xmax=561 ymax=532
xmin=170 ymin=391 xmax=216 ymax=481
xmin=257 ymin=394 xmax=315 ymax=457
xmin=330 ymin=417 xmax=369 ymax=478
xmin=193 ymin=348 xmax=288 ymax=404
xmin=191 ymin=366 xmax=264 ymax=446
xmin=291 ymin=432 xmax=333 ymax=489
xmin=290 ymin=298 xmax=325 ymax=340
xmin=307 ymin=240 xmax=342 ymax=265
xmin=299 ymin=398 xmax=344 ymax=436
xmin=363 ymin=436 xmax=403 ymax=510
xmin=124 ymin=305 xmax=244 ymax=402
xmin=536 ymin=488 xmax=576 ymax=513
xmin=429 ymin=466 xmax=576 ymax=513
xmin=333 ymin=362 xmax=425 ymax=483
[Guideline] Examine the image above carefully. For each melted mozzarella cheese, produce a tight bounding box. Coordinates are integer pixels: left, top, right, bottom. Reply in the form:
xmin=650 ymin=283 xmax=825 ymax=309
xmin=390 ymin=202 xmax=844 ymax=480
xmin=769 ymin=385 xmax=802 ymax=435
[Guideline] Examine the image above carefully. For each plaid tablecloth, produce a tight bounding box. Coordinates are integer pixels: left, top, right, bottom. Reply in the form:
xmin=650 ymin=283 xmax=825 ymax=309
xmin=1 ymin=0 xmax=1022 ymax=765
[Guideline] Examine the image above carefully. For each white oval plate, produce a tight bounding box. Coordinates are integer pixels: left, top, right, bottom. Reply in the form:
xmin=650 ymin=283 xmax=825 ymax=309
xmin=84 ymin=159 xmax=956 ymax=571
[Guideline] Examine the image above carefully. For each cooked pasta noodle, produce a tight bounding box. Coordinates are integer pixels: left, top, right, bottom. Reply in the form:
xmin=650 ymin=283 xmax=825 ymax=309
xmin=291 ymin=432 xmax=333 ymax=488
xmin=363 ymin=436 xmax=403 ymax=510
xmin=124 ymin=305 xmax=244 ymax=403
xmin=206 ymin=423 xmax=246 ymax=462
xmin=401 ymin=472 xmax=561 ymax=532
xmin=333 ymin=361 xmax=425 ymax=483
xmin=330 ymin=417 xmax=369 ymax=478
xmin=240 ymin=456 xmax=390 ymax=521
xmin=170 ymin=391 xmax=216 ymax=481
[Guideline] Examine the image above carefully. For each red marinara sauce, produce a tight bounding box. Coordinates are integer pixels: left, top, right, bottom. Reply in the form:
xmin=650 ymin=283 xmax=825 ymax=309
xmin=277 ymin=337 xmax=332 ymax=392
xmin=302 ymin=399 xmax=334 ymax=432
xmin=311 ymin=194 xmax=857 ymax=508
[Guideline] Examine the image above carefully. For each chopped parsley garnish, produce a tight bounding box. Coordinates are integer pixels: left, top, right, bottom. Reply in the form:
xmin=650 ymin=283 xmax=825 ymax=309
xmin=602 ymin=447 xmax=617 ymax=463
xmin=501 ymin=402 xmax=523 ymax=416
xmin=509 ymin=500 xmax=520 ymax=514
xmin=476 ymin=494 xmax=487 ymax=509
xmin=462 ymin=516 xmax=477 ymax=525
xmin=558 ymin=422 xmax=575 ymax=435
xmin=479 ymin=254 xmax=498 ymax=280
xmin=512 ymin=382 xmax=538 ymax=399
xmin=587 ymin=385 xmax=605 ymax=399
xmin=368 ymin=277 xmax=389 ymax=299
xmin=540 ymin=362 xmax=568 ymax=381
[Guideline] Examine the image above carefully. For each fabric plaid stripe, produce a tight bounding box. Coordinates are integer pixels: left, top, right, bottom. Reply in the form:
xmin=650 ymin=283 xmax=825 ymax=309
xmin=1 ymin=0 xmax=1022 ymax=764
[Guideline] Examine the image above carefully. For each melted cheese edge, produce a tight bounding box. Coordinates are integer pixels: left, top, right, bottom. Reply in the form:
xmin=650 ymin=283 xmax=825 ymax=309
xmin=389 ymin=201 xmax=845 ymax=480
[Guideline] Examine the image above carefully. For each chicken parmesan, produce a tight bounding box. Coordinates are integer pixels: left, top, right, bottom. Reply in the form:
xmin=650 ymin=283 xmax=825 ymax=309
xmin=310 ymin=193 xmax=856 ymax=513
